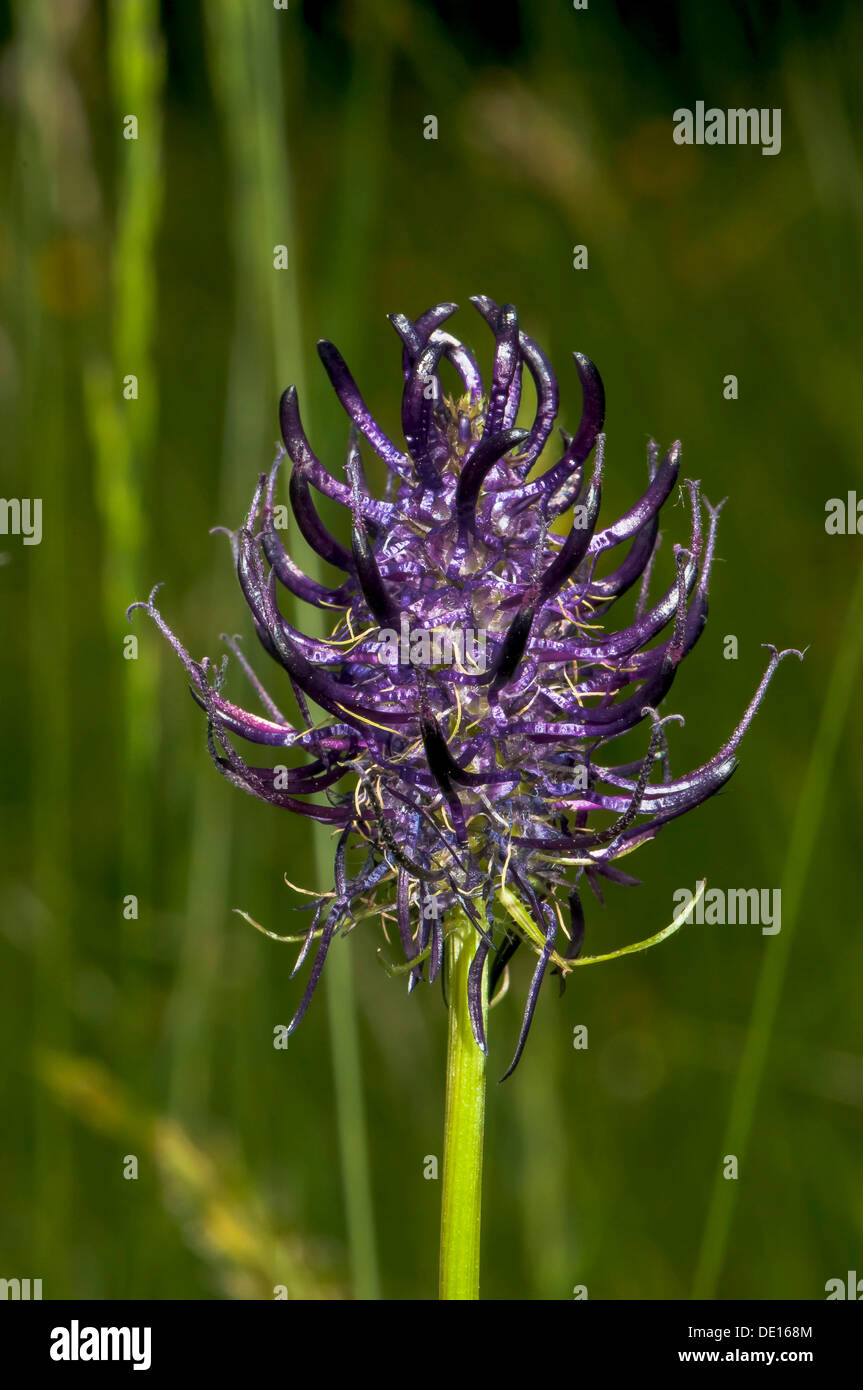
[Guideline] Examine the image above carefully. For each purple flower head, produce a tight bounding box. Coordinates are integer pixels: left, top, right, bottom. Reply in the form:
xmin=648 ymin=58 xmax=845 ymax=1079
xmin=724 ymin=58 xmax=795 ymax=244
xmin=130 ymin=297 xmax=801 ymax=1077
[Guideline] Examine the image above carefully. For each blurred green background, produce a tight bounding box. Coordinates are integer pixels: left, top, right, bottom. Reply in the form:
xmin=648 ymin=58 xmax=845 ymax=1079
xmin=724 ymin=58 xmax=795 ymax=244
xmin=1 ymin=0 xmax=862 ymax=1301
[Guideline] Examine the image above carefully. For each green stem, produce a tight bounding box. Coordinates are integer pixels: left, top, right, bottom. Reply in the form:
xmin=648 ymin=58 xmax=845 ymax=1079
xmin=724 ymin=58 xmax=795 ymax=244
xmin=439 ymin=916 xmax=488 ymax=1300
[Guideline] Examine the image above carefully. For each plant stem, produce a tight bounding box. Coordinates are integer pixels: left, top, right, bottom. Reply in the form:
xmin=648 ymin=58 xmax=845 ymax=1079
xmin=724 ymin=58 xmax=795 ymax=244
xmin=439 ymin=915 xmax=488 ymax=1300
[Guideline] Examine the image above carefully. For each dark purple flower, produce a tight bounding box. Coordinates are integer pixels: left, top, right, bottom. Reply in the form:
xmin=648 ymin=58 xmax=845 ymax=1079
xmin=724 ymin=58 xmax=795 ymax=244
xmin=130 ymin=297 xmax=801 ymax=1077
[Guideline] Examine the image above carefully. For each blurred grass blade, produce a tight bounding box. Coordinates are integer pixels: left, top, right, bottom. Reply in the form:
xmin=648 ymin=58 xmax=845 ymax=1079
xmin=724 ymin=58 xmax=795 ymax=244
xmin=203 ymin=0 xmax=380 ymax=1299
xmin=693 ymin=564 xmax=863 ymax=1298
xmin=39 ymin=1050 xmax=343 ymax=1300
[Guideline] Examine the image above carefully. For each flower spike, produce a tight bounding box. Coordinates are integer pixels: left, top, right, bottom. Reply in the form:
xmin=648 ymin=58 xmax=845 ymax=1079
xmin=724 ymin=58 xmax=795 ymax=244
xmin=130 ymin=300 xmax=801 ymax=1075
